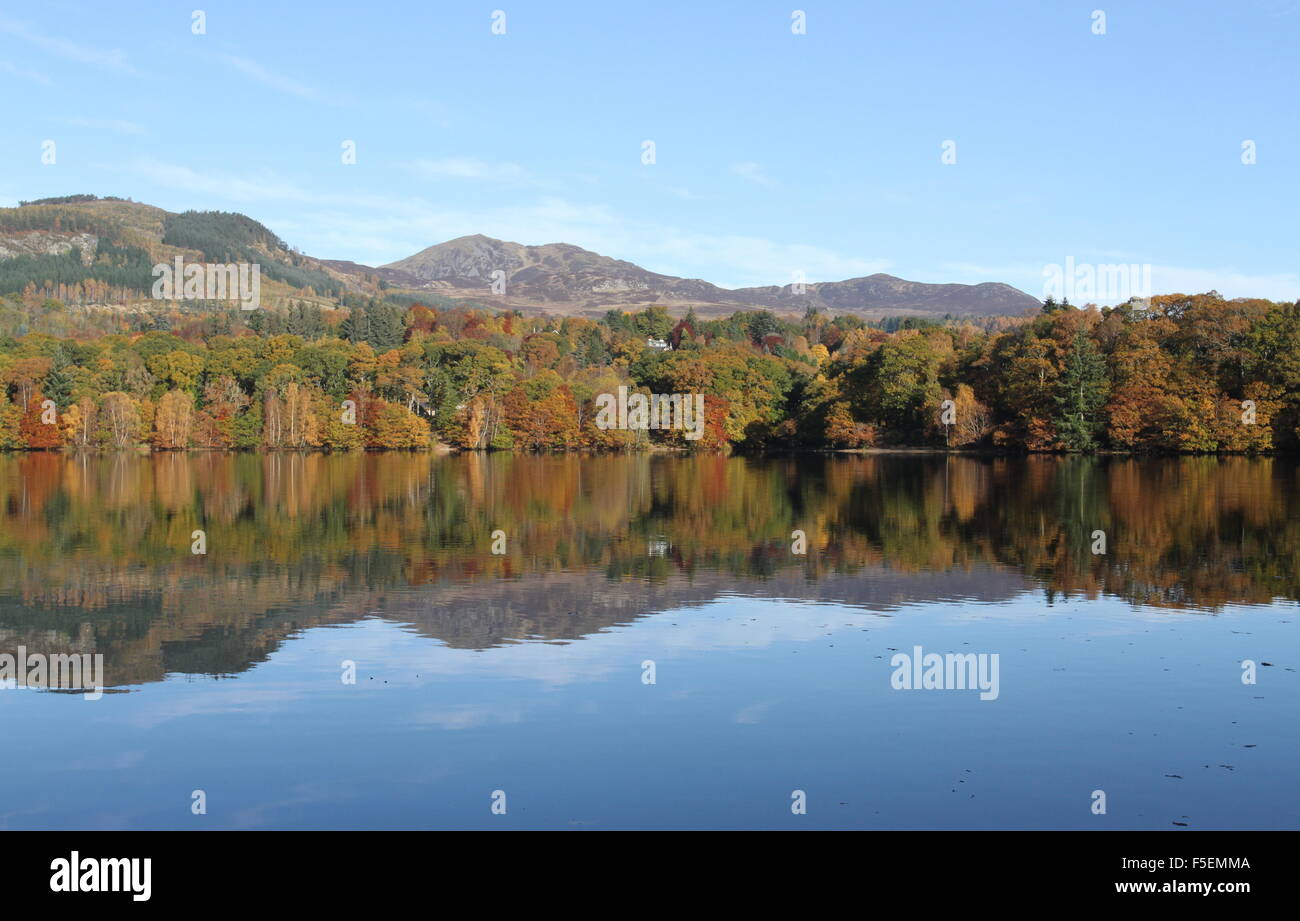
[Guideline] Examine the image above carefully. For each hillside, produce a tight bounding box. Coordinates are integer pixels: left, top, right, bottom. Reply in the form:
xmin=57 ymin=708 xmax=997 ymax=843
xmin=0 ymin=196 xmax=1039 ymax=319
xmin=0 ymin=196 xmax=368 ymax=307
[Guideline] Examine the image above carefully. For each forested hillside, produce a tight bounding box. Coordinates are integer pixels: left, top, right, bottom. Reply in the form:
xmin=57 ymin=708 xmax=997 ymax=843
xmin=0 ymin=290 xmax=1295 ymax=454
xmin=0 ymin=198 xmax=352 ymax=305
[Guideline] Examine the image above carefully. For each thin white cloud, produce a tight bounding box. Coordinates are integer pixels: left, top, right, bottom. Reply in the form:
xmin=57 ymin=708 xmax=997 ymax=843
xmin=274 ymin=197 xmax=883 ymax=286
xmin=639 ymin=233 xmax=885 ymax=288
xmin=1255 ymin=0 xmax=1300 ymax=15
xmin=264 ymin=195 xmax=881 ymax=287
xmin=944 ymin=260 xmax=1300 ymax=305
xmin=129 ymin=158 xmax=311 ymax=203
xmin=222 ymin=54 xmax=342 ymax=104
xmin=400 ymin=97 xmax=452 ymax=126
xmin=0 ymin=58 xmax=52 ymax=85
xmin=122 ymin=158 xmax=408 ymax=215
xmin=0 ymin=16 xmax=138 ymax=75
xmin=115 ymin=159 xmax=889 ymax=287
xmin=409 ymin=158 xmax=525 ymax=182
xmin=58 ymin=116 xmax=144 ymax=135
xmin=941 ymin=261 xmax=1043 ymax=281
xmin=731 ymin=161 xmax=777 ymax=188
xmin=1149 ymin=265 xmax=1300 ymax=303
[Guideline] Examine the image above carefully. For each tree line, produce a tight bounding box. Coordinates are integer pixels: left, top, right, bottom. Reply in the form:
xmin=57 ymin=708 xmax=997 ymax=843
xmin=0 ymin=290 xmax=1297 ymax=453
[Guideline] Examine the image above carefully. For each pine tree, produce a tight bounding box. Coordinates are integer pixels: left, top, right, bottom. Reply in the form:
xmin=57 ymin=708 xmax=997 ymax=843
xmin=44 ymin=349 xmax=73 ymax=408
xmin=1054 ymin=327 xmax=1110 ymax=451
xmin=341 ymin=302 xmax=371 ymax=344
xmin=581 ymin=327 xmax=608 ymax=366
xmin=305 ymin=304 xmax=324 ymax=339
xmin=367 ymin=302 xmax=405 ymax=351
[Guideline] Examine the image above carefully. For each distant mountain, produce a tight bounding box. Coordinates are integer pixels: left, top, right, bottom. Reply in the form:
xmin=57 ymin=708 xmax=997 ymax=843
xmin=0 ymin=198 xmax=1040 ymax=318
xmin=732 ymin=274 xmax=1041 ymax=316
xmin=378 ymin=234 xmax=1039 ymax=318
xmin=381 ymin=234 xmax=730 ymax=301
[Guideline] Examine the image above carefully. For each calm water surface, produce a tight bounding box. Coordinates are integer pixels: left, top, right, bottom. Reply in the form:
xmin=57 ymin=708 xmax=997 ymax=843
xmin=1 ymin=453 xmax=1296 ymax=829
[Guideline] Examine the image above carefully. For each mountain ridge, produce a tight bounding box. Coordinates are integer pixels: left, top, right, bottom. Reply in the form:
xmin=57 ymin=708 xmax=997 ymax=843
xmin=0 ymin=197 xmax=1040 ymax=318
xmin=377 ymin=233 xmax=1039 ymax=317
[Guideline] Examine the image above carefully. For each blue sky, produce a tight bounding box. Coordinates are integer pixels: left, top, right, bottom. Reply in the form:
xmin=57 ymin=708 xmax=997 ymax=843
xmin=2 ymin=0 xmax=1298 ymax=302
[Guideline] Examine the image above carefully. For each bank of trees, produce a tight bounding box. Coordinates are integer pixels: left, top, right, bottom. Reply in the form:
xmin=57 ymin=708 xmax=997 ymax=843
xmin=0 ymin=290 xmax=1297 ymax=453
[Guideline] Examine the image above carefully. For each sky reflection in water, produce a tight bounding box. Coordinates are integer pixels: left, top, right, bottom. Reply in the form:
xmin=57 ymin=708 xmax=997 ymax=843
xmin=1 ymin=453 xmax=1297 ymax=829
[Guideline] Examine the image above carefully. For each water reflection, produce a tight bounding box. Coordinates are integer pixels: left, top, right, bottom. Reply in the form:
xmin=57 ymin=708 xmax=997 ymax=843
xmin=0 ymin=452 xmax=1296 ymax=689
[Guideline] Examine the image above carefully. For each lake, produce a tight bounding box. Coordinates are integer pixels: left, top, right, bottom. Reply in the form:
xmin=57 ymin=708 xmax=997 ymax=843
xmin=0 ymin=452 xmax=1296 ymax=830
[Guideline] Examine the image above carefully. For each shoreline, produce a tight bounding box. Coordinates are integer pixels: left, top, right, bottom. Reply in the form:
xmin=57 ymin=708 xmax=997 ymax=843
xmin=0 ymin=446 xmax=1290 ymax=458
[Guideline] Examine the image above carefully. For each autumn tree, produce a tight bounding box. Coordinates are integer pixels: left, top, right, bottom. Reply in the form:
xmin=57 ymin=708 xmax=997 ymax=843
xmin=19 ymin=389 xmax=63 ymax=449
xmin=153 ymin=389 xmax=196 ymax=449
xmin=97 ymin=392 xmax=142 ymax=448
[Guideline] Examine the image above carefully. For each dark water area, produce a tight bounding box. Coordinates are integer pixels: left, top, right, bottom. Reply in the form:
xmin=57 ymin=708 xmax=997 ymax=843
xmin=0 ymin=452 xmax=1296 ymax=829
